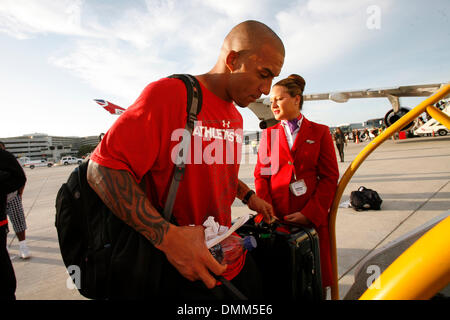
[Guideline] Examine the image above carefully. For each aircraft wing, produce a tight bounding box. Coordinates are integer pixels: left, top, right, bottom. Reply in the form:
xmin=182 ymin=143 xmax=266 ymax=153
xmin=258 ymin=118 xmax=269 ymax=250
xmin=247 ymin=99 xmax=273 ymax=121
xmin=94 ymin=99 xmax=126 ymax=115
xmin=246 ymin=83 xmax=448 ymax=129
xmin=303 ymin=83 xmax=446 ymax=103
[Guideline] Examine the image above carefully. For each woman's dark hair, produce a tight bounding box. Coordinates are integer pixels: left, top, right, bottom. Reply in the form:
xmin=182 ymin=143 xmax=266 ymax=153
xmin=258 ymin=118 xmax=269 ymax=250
xmin=273 ymin=74 xmax=306 ymax=109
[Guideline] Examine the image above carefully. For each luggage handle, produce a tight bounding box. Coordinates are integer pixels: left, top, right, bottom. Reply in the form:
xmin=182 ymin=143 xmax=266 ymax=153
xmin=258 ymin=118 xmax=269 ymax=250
xmin=251 ymin=213 xmax=311 ymax=232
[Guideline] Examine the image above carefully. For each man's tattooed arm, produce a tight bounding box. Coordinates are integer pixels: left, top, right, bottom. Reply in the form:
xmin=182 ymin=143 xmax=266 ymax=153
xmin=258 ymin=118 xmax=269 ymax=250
xmin=87 ymin=160 xmax=169 ymax=246
xmin=87 ymin=160 xmax=227 ymax=288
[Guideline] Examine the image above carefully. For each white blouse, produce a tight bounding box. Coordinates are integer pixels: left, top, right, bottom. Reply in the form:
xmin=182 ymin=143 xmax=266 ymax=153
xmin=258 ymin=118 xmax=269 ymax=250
xmin=281 ymin=114 xmax=304 ymax=150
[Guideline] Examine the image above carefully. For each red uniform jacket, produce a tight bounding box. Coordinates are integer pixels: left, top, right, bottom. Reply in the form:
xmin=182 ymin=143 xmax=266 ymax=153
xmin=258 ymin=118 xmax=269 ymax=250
xmin=254 ymin=116 xmax=339 ymax=287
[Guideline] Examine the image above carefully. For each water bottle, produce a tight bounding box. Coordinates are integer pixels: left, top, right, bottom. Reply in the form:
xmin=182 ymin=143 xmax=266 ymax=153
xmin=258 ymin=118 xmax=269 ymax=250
xmin=210 ymin=235 xmax=257 ymax=265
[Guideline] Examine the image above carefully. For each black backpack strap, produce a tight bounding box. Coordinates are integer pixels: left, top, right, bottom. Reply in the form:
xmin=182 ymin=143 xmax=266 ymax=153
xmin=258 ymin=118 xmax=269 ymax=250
xmin=169 ymin=74 xmax=203 ymax=128
xmin=76 ymin=161 xmax=94 ymax=249
xmin=215 ymin=275 xmax=248 ymax=300
xmin=161 ymin=75 xmax=247 ymax=300
xmin=163 ymin=74 xmax=202 ymax=221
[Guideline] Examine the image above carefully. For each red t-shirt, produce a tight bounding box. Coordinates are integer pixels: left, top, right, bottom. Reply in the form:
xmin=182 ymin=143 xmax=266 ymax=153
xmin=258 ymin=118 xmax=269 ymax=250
xmin=91 ymin=77 xmax=245 ymax=279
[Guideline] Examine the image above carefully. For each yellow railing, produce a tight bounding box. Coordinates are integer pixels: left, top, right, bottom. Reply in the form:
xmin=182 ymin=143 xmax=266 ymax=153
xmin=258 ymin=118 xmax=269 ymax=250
xmin=328 ymin=83 xmax=450 ymax=300
xmin=359 ymin=215 xmax=450 ymax=300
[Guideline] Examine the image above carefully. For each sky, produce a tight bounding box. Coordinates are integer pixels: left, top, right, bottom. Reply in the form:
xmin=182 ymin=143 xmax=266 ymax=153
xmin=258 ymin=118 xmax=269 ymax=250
xmin=0 ymin=0 xmax=449 ymax=138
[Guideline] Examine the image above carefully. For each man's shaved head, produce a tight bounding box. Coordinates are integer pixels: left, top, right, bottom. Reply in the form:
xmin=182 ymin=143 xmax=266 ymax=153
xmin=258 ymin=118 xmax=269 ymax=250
xmin=198 ymin=20 xmax=285 ymax=107
xmin=221 ymin=20 xmax=285 ymax=58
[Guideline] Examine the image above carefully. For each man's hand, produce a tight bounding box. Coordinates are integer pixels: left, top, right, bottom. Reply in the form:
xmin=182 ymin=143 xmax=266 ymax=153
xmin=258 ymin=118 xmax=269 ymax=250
xmin=237 ymin=179 xmax=275 ymax=223
xmin=283 ymin=211 xmax=312 ymax=226
xmin=156 ymin=225 xmax=227 ymax=289
xmin=247 ymin=194 xmax=276 ymax=223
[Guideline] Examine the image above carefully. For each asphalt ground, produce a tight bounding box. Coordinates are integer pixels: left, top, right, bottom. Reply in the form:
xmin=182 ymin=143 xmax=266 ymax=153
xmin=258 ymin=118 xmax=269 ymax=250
xmin=6 ymin=135 xmax=450 ymax=300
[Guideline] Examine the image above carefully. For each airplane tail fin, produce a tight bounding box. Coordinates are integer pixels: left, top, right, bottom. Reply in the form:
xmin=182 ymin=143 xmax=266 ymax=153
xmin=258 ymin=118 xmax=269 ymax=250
xmin=94 ymin=99 xmax=126 ymax=115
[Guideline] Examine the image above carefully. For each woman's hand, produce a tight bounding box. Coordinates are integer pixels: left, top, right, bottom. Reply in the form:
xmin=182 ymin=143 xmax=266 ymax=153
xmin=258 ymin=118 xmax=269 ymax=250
xmin=283 ymin=211 xmax=312 ymax=226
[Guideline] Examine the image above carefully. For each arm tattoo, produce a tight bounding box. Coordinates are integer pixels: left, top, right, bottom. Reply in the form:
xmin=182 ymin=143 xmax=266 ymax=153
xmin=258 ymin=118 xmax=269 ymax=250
xmin=89 ymin=162 xmax=169 ymax=246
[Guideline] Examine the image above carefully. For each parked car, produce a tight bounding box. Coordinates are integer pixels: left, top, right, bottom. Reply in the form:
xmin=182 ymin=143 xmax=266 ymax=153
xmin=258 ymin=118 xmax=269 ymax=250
xmin=60 ymin=156 xmax=83 ymax=165
xmin=24 ymin=159 xmax=54 ymax=169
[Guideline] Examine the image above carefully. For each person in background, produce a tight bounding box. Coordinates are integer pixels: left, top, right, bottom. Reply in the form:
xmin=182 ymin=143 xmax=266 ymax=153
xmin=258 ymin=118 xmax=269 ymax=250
xmin=251 ymin=140 xmax=258 ymax=154
xmin=363 ymin=128 xmax=371 ymax=141
xmin=254 ymin=74 xmax=339 ymax=292
xmin=333 ymin=127 xmax=346 ymax=162
xmin=0 ymin=142 xmax=31 ymax=259
xmin=352 ymin=129 xmax=358 ymax=143
xmin=0 ymin=141 xmax=27 ymax=299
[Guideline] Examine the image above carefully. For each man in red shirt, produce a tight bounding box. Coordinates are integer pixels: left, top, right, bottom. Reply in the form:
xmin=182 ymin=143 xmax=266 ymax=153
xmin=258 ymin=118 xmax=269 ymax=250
xmin=87 ymin=20 xmax=284 ymax=298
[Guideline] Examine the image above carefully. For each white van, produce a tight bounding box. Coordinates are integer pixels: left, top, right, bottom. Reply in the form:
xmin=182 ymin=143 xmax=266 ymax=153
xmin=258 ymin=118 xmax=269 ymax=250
xmin=17 ymin=157 xmax=31 ymax=167
xmin=24 ymin=159 xmax=54 ymax=169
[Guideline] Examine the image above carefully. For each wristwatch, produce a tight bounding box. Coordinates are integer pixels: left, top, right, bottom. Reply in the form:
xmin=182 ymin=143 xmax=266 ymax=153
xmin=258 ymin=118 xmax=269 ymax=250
xmin=242 ymin=190 xmax=255 ymax=205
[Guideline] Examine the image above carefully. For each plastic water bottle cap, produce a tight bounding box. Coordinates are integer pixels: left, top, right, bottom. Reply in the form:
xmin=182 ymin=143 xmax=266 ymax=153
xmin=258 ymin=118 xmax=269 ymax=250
xmin=243 ymin=236 xmax=257 ymax=251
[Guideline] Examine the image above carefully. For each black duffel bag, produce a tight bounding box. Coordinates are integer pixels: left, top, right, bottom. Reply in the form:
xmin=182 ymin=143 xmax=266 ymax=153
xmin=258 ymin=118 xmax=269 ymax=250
xmin=350 ymin=186 xmax=383 ymax=211
xmin=55 ymin=160 xmax=166 ymax=299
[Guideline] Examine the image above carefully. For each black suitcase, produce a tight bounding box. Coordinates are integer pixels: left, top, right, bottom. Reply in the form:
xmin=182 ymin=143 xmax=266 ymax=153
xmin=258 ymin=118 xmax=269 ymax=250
xmin=237 ymin=215 xmax=323 ymax=301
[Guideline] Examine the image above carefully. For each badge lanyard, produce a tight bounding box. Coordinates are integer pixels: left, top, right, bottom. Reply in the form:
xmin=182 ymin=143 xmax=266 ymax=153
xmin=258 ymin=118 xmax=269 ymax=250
xmin=289 ymin=162 xmax=307 ymax=197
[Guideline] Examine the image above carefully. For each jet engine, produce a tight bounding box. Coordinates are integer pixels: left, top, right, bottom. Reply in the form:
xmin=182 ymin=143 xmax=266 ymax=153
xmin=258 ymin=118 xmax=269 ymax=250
xmin=384 ymin=107 xmax=415 ymax=131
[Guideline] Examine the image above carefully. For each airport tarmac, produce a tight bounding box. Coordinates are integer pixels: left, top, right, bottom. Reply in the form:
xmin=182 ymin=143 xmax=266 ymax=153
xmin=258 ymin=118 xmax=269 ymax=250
xmin=6 ymin=135 xmax=450 ymax=300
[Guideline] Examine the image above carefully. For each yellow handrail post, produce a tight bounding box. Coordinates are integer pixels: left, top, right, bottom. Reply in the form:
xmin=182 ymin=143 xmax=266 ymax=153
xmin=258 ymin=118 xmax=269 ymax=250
xmin=425 ymin=105 xmax=450 ymax=129
xmin=328 ymin=84 xmax=450 ymax=300
xmin=359 ymin=216 xmax=450 ymax=300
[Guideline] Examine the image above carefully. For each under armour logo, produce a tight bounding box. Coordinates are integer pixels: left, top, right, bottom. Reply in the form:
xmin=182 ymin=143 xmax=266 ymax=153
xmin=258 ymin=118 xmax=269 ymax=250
xmin=222 ymin=120 xmax=230 ymax=128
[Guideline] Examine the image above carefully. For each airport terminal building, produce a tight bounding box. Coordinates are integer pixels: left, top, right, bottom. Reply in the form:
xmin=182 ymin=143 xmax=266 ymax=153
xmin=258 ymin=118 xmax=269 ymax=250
xmin=1 ymin=131 xmax=262 ymax=162
xmin=0 ymin=133 xmax=100 ymax=161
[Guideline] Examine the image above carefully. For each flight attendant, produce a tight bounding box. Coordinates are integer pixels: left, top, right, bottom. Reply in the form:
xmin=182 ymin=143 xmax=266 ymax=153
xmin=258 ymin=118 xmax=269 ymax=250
xmin=254 ymin=74 xmax=339 ymax=289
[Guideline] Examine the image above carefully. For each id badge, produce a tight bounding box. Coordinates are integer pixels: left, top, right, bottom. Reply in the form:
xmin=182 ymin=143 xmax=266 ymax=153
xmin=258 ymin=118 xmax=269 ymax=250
xmin=290 ymin=179 xmax=307 ymax=196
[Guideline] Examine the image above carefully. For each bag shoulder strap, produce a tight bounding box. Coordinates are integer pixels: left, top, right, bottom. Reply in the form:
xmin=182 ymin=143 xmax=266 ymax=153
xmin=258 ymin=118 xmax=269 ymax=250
xmin=162 ymin=76 xmax=247 ymax=300
xmin=163 ymin=74 xmax=202 ymax=221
